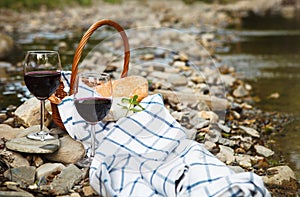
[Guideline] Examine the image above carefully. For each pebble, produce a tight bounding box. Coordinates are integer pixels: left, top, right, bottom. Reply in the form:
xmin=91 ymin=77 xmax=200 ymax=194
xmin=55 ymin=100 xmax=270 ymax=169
xmin=49 ymin=164 xmax=86 ymax=195
xmin=254 ymin=144 xmax=274 ymax=158
xmin=239 ymin=125 xmax=260 ymax=138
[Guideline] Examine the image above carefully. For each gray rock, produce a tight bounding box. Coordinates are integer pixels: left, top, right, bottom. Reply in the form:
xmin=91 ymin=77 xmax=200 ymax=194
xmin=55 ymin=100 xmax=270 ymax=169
xmin=0 ymin=124 xmax=23 ymax=140
xmin=50 ymin=164 xmax=86 ymax=195
xmin=217 ymin=122 xmax=231 ymax=133
xmin=6 ymin=137 xmax=60 ymax=154
xmin=239 ymin=125 xmax=260 ymax=138
xmin=216 ymin=145 xmax=235 ymax=165
xmin=220 ymin=74 xmax=236 ymax=87
xmin=235 ymin=154 xmax=252 ymax=169
xmin=233 ymin=84 xmax=249 ymax=98
xmin=14 ymin=97 xmax=52 ymax=127
xmin=36 ymin=163 xmax=65 ymax=181
xmin=262 ymin=166 xmax=298 ymax=191
xmin=0 ymin=150 xmax=30 ymax=168
xmin=168 ymin=75 xmax=187 ymax=86
xmin=0 ymin=33 xmax=20 ymax=61
xmin=45 ymin=135 xmax=85 ymax=164
xmin=254 ymin=144 xmax=274 ymax=158
xmin=5 ymin=166 xmax=36 ymax=186
xmin=203 ymin=141 xmax=217 ymax=152
xmin=0 ymin=191 xmax=34 ymax=197
xmin=198 ymin=111 xmax=219 ymax=123
xmin=205 ymin=129 xmax=222 ymax=143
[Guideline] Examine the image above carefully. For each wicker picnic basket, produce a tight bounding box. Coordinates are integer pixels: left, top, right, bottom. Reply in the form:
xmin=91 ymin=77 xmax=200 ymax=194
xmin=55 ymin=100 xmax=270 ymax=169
xmin=50 ymin=19 xmax=130 ymax=130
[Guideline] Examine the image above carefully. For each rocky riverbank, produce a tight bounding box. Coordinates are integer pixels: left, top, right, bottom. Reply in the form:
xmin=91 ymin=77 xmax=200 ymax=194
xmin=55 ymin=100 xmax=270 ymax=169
xmin=0 ymin=0 xmax=299 ymax=196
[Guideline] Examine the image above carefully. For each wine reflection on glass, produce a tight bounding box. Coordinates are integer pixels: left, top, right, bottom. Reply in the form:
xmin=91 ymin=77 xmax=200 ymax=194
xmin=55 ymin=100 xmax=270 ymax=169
xmin=74 ymin=72 xmax=112 ymax=167
xmin=23 ymin=50 xmax=62 ymax=141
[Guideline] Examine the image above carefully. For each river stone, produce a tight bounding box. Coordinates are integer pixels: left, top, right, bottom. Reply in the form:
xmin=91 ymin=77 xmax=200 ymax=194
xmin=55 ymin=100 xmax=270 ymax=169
xmin=262 ymin=165 xmax=298 ymax=191
xmin=239 ymin=125 xmax=260 ymax=138
xmin=0 ymin=191 xmax=34 ymax=197
xmin=0 ymin=33 xmax=16 ymax=60
xmin=254 ymin=144 xmax=274 ymax=157
xmin=0 ymin=150 xmax=30 ymax=168
xmin=0 ymin=124 xmax=23 ymax=140
xmin=36 ymin=163 xmax=65 ymax=181
xmin=216 ymin=145 xmax=235 ymax=165
xmin=6 ymin=137 xmax=60 ymax=154
xmin=45 ymin=134 xmax=85 ymax=164
xmin=233 ymin=84 xmax=249 ymax=98
xmin=50 ymin=164 xmax=86 ymax=195
xmin=5 ymin=166 xmax=36 ymax=186
xmin=14 ymin=97 xmax=52 ymax=127
xmin=235 ymin=154 xmax=252 ymax=169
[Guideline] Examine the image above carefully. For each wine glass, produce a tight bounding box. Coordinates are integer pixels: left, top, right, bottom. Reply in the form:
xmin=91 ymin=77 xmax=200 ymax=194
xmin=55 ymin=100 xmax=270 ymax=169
xmin=74 ymin=72 xmax=112 ymax=167
xmin=23 ymin=50 xmax=62 ymax=141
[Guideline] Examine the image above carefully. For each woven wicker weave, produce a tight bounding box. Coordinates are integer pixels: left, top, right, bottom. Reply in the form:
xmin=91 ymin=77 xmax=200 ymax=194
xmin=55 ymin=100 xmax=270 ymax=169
xmin=50 ymin=19 xmax=130 ymax=129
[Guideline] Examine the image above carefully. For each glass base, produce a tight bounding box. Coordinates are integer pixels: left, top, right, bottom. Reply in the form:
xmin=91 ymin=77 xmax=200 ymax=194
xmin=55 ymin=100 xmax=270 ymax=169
xmin=76 ymin=156 xmax=94 ymax=168
xmin=27 ymin=131 xmax=57 ymax=141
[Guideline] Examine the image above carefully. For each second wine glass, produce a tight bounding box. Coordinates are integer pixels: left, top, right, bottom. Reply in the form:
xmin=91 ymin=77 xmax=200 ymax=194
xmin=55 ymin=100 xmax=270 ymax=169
xmin=74 ymin=72 xmax=112 ymax=167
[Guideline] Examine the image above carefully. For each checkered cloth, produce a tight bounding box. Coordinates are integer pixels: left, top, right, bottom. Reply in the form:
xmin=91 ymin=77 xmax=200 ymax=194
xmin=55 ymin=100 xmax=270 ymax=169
xmin=58 ymin=71 xmax=270 ymax=197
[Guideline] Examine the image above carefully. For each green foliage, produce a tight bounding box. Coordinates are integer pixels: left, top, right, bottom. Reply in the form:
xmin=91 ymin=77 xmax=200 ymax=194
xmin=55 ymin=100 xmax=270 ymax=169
xmin=183 ymin=0 xmax=238 ymax=4
xmin=103 ymin=0 xmax=122 ymax=4
xmin=118 ymin=95 xmax=145 ymax=116
xmin=0 ymin=0 xmax=92 ymax=10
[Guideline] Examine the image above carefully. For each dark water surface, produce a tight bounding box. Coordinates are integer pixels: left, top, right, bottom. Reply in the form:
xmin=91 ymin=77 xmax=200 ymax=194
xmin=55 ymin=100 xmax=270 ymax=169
xmin=218 ymin=15 xmax=300 ymax=180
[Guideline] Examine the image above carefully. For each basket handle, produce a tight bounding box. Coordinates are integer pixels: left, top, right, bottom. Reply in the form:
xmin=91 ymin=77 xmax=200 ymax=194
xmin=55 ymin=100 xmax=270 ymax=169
xmin=69 ymin=19 xmax=130 ymax=95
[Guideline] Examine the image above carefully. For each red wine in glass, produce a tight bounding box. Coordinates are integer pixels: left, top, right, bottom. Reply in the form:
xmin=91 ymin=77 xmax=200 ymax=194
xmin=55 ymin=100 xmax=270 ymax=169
xmin=24 ymin=71 xmax=61 ymax=100
xmin=74 ymin=97 xmax=112 ymax=123
xmin=23 ymin=51 xmax=62 ymax=141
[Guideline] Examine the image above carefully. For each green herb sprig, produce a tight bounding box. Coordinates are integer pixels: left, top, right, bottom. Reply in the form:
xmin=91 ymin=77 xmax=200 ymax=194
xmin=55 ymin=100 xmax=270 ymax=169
xmin=118 ymin=95 xmax=145 ymax=116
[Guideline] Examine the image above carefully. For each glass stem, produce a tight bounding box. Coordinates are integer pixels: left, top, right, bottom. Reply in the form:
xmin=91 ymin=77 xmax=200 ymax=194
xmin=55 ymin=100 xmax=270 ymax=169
xmin=90 ymin=124 xmax=96 ymax=158
xmin=40 ymin=100 xmax=45 ymax=131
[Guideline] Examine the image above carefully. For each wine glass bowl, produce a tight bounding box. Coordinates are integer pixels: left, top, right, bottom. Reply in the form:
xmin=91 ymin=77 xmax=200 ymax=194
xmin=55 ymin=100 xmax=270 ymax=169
xmin=74 ymin=72 xmax=112 ymax=167
xmin=23 ymin=51 xmax=62 ymax=141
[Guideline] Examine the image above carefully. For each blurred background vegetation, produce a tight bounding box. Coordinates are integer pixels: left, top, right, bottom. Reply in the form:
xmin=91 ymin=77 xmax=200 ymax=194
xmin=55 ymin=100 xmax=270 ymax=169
xmin=0 ymin=0 xmax=92 ymax=9
xmin=0 ymin=0 xmax=237 ymax=10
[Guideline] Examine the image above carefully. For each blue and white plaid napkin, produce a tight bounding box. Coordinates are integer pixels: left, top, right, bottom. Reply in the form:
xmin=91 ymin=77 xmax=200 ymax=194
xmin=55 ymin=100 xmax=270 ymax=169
xmin=58 ymin=71 xmax=270 ymax=197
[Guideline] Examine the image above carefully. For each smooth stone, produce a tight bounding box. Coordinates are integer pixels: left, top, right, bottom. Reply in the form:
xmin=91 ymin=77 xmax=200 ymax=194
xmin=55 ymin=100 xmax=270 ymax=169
xmin=45 ymin=134 xmax=85 ymax=164
xmin=0 ymin=124 xmax=23 ymax=140
xmin=6 ymin=137 xmax=60 ymax=154
xmin=36 ymin=163 xmax=65 ymax=181
xmin=233 ymin=84 xmax=249 ymax=98
xmin=168 ymin=75 xmax=187 ymax=86
xmin=82 ymin=186 xmax=97 ymax=196
xmin=16 ymin=125 xmax=50 ymax=138
xmin=239 ymin=125 xmax=260 ymax=138
xmin=5 ymin=166 xmax=36 ymax=186
xmin=0 ymin=191 xmax=34 ymax=197
xmin=235 ymin=154 xmax=252 ymax=169
xmin=254 ymin=144 xmax=274 ymax=158
xmin=217 ymin=122 xmax=231 ymax=133
xmin=0 ymin=150 xmax=30 ymax=168
xmin=0 ymin=33 xmax=18 ymax=60
xmin=14 ymin=97 xmax=52 ymax=127
xmin=220 ymin=74 xmax=236 ymax=87
xmin=198 ymin=111 xmax=219 ymax=123
xmin=50 ymin=164 xmax=86 ymax=195
xmin=216 ymin=145 xmax=235 ymax=165
xmin=262 ymin=166 xmax=298 ymax=191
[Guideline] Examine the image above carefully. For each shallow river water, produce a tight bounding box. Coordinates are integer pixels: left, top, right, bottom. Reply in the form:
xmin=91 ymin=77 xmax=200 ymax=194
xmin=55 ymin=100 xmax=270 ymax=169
xmin=218 ymin=14 xmax=300 ymax=181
